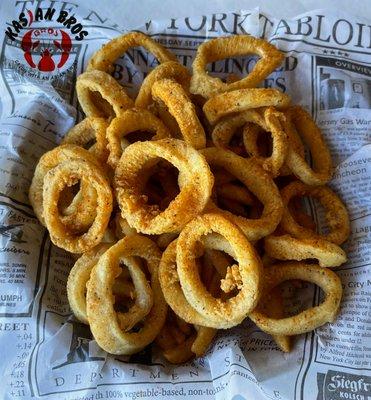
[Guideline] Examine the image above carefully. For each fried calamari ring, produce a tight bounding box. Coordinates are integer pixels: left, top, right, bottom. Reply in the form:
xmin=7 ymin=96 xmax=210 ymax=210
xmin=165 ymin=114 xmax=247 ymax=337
xmin=62 ymin=117 xmax=109 ymax=163
xmin=250 ymin=262 xmax=342 ymax=335
xmin=191 ymin=325 xmax=217 ymax=357
xmin=265 ymin=234 xmax=347 ymax=268
xmin=76 ymin=70 xmax=134 ymax=119
xmin=177 ymin=214 xmax=262 ymax=327
xmin=190 ymin=35 xmax=284 ymax=98
xmin=106 ymin=108 xmax=171 ymax=168
xmin=112 ymin=255 xmax=154 ymax=332
xmin=201 ymin=147 xmax=283 ymax=240
xmin=67 ymin=243 xmax=111 ymax=324
xmin=159 ymin=240 xmax=219 ymax=328
xmin=285 ymin=106 xmax=332 ymax=185
xmin=115 ymin=139 xmax=213 ymax=234
xmin=154 ymin=101 xmax=183 ymax=139
xmin=87 ymin=31 xmax=176 ymax=73
xmin=203 ymin=88 xmax=291 ymax=125
xmin=135 ymin=61 xmax=191 ymax=109
xmin=58 ymin=183 xmax=98 ymax=234
xmin=274 ymin=110 xmax=305 ymax=175
xmin=266 ymin=287 xmax=291 ymax=352
xmin=151 ymin=79 xmax=206 ymax=149
xmin=29 ymin=145 xmax=102 ymax=227
xmin=213 ymin=107 xmax=288 ymax=176
xmin=86 ymin=235 xmax=167 ymax=355
xmin=254 ymin=285 xmax=291 ymax=352
xmin=212 ymin=109 xmax=265 ymax=149
xmin=43 ymin=159 xmax=113 ymax=253
xmin=216 ymin=184 xmax=255 ymax=207
xmin=67 ymin=243 xmax=150 ymax=330
xmin=280 ymin=181 xmax=350 ymax=245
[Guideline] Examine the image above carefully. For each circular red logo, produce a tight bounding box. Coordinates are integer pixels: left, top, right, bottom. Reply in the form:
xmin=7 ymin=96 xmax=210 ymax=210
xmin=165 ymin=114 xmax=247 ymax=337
xmin=21 ymin=27 xmax=72 ymax=72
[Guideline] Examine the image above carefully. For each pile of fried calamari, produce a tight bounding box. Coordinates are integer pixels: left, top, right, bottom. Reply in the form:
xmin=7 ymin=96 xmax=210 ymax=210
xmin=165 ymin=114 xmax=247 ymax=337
xmin=29 ymin=32 xmax=349 ymax=363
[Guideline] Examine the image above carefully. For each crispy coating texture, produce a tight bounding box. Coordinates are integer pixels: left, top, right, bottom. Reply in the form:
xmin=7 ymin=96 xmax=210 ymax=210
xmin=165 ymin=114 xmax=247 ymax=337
xmin=280 ymin=181 xmax=350 ymax=245
xmin=159 ymin=240 xmax=221 ymax=328
xmin=87 ymin=31 xmax=176 ymax=73
xmin=77 ymin=70 xmax=134 ymax=118
xmin=176 ymin=213 xmax=262 ymax=327
xmin=115 ymin=138 xmax=213 ymax=234
xmin=86 ymin=235 xmax=167 ymax=355
xmin=43 ymin=159 xmax=113 ymax=253
xmin=203 ymin=88 xmax=291 ymax=125
xmin=213 ymin=107 xmax=288 ymax=176
xmin=29 ymin=144 xmax=103 ymax=228
xmin=152 ymin=79 xmax=206 ymax=149
xmin=250 ymin=262 xmax=342 ymax=336
xmin=136 ymin=61 xmax=191 ymax=109
xmin=67 ymin=243 xmax=111 ymax=324
xmin=107 ymin=108 xmax=171 ymax=168
xmin=285 ymin=106 xmax=332 ymax=185
xmin=28 ymin=32 xmax=349 ymax=359
xmin=265 ymin=234 xmax=347 ymax=268
xmin=190 ymin=35 xmax=284 ymax=98
xmin=201 ymin=147 xmax=283 ymax=240
xmin=62 ymin=117 xmax=109 ymax=163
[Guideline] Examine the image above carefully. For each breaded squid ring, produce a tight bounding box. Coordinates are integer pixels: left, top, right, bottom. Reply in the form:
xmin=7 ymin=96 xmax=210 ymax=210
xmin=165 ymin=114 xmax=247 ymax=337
xmin=191 ymin=325 xmax=217 ymax=357
xmin=159 ymin=240 xmax=221 ymax=328
xmin=250 ymin=262 xmax=342 ymax=335
xmin=216 ymin=184 xmax=255 ymax=207
xmin=115 ymin=139 xmax=213 ymax=234
xmin=62 ymin=117 xmax=109 ymax=163
xmin=203 ymin=88 xmax=291 ymax=125
xmin=264 ymin=234 xmax=347 ymax=268
xmin=67 ymin=243 xmax=111 ymax=324
xmin=280 ymin=181 xmax=350 ymax=245
xmin=58 ymin=184 xmax=98 ymax=234
xmin=154 ymin=101 xmax=183 ymax=139
xmin=201 ymin=147 xmax=283 ymax=240
xmin=87 ymin=31 xmax=176 ymax=73
xmin=190 ymin=35 xmax=284 ymax=98
xmin=106 ymin=108 xmax=171 ymax=168
xmin=76 ymin=70 xmax=134 ymax=119
xmin=212 ymin=109 xmax=265 ymax=149
xmin=67 ymin=243 xmax=149 ymax=330
xmin=212 ymin=107 xmax=288 ymax=176
xmin=29 ymin=145 xmax=102 ymax=227
xmin=177 ymin=214 xmax=262 ymax=327
xmin=135 ymin=61 xmax=191 ymax=109
xmin=261 ymin=287 xmax=291 ymax=353
xmin=285 ymin=106 xmax=332 ymax=185
xmin=86 ymin=235 xmax=167 ymax=355
xmin=43 ymin=159 xmax=113 ymax=253
xmin=151 ymin=79 xmax=206 ymax=149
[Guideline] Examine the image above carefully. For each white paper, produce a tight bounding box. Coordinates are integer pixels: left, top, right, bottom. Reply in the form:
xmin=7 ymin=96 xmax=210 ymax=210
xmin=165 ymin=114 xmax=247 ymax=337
xmin=0 ymin=2 xmax=370 ymax=399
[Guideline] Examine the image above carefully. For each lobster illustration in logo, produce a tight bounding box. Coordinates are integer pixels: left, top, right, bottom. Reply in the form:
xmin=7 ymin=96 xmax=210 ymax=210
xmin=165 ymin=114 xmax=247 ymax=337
xmin=21 ymin=28 xmax=72 ymax=72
